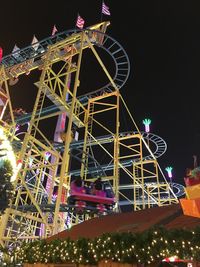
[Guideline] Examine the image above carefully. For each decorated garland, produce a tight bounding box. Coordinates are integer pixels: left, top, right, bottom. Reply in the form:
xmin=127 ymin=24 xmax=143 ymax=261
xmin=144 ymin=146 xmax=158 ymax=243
xmin=4 ymin=225 xmax=200 ymax=266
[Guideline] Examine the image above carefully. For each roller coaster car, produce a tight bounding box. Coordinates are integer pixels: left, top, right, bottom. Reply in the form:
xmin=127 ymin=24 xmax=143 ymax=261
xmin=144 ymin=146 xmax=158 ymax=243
xmin=68 ymin=180 xmax=116 ymax=213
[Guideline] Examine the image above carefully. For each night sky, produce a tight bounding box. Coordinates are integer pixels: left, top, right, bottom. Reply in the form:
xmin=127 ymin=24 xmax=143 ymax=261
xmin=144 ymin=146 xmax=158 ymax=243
xmin=1 ymin=1 xmax=200 ymax=186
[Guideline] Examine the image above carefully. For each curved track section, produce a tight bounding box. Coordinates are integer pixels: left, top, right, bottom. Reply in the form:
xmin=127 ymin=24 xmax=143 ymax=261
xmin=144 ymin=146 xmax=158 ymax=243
xmin=12 ymin=130 xmax=167 ymax=171
xmin=68 ymin=131 xmax=167 ymax=176
xmin=69 ymin=131 xmax=167 ymax=158
xmin=170 ymin=182 xmax=185 ymax=197
xmin=1 ymin=24 xmax=130 ymax=104
xmin=76 ymin=32 xmax=130 ymax=104
xmin=13 ymin=130 xmax=167 ymax=160
xmin=50 ymin=130 xmax=166 ymax=157
xmin=119 ymin=182 xmax=185 ymax=200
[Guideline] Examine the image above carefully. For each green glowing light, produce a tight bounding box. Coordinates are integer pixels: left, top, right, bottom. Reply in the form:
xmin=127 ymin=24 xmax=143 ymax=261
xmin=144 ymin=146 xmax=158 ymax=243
xmin=142 ymin=118 xmax=151 ymax=132
xmin=165 ymin=166 xmax=173 ymax=178
xmin=142 ymin=118 xmax=151 ymax=126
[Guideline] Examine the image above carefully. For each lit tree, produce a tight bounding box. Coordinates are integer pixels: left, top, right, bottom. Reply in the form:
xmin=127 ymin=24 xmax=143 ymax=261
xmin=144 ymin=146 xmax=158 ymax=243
xmin=0 ymin=127 xmax=17 ymax=214
xmin=142 ymin=118 xmax=151 ymax=133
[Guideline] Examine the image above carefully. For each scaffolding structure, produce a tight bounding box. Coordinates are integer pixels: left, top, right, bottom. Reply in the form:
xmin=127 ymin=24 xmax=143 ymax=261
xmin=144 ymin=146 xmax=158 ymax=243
xmin=0 ymin=21 xmax=180 ymax=247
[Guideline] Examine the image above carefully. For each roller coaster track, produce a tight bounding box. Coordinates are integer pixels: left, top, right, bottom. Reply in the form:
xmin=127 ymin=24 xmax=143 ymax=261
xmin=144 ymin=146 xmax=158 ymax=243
xmin=12 ymin=130 xmax=167 ymax=173
xmin=70 ymin=131 xmax=167 ymax=158
xmin=68 ymin=131 xmax=167 ymax=173
xmin=1 ymin=22 xmax=130 ymax=105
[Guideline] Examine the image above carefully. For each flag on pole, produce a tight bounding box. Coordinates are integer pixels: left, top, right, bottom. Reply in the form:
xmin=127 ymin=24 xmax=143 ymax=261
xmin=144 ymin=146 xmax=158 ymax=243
xmin=12 ymin=44 xmax=20 ymax=59
xmin=52 ymin=24 xmax=58 ymax=36
xmin=76 ymin=14 xmax=85 ymax=29
xmin=31 ymin=35 xmax=39 ymax=51
xmin=102 ymin=1 xmax=111 ymax=15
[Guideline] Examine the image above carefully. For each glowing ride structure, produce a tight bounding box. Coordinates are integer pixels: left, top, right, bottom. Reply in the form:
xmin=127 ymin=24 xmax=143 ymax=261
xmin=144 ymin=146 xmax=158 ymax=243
xmin=0 ymin=21 xmax=184 ymax=247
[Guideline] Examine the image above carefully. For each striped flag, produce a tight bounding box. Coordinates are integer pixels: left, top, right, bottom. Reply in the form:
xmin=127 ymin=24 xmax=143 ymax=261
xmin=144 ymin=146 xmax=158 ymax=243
xmin=76 ymin=14 xmax=85 ymax=29
xmin=52 ymin=24 xmax=58 ymax=36
xmin=102 ymin=1 xmax=111 ymax=15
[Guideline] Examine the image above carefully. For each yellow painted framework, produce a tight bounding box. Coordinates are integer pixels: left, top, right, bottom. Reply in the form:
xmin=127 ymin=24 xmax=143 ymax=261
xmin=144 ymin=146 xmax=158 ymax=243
xmin=0 ymin=21 xmax=178 ymax=247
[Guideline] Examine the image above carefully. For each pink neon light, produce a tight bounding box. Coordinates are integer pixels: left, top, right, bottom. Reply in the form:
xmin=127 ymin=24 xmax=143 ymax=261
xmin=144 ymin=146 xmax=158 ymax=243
xmin=145 ymin=125 xmax=150 ymax=133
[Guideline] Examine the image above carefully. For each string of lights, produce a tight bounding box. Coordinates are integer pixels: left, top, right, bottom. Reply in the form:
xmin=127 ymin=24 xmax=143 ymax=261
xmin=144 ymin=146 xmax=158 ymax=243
xmin=7 ymin=226 xmax=200 ymax=265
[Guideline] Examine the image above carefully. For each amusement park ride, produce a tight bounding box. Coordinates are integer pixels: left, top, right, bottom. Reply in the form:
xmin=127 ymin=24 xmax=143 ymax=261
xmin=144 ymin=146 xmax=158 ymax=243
xmin=0 ymin=21 xmax=185 ymax=248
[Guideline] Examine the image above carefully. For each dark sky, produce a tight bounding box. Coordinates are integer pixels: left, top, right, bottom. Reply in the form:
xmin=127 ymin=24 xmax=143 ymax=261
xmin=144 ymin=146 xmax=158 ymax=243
xmin=1 ymin=1 xmax=200 ymax=186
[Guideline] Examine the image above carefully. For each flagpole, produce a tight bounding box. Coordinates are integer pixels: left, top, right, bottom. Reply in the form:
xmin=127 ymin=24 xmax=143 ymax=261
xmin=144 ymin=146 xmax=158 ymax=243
xmin=100 ymin=0 xmax=103 ymax=22
xmin=75 ymin=13 xmax=79 ymax=31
